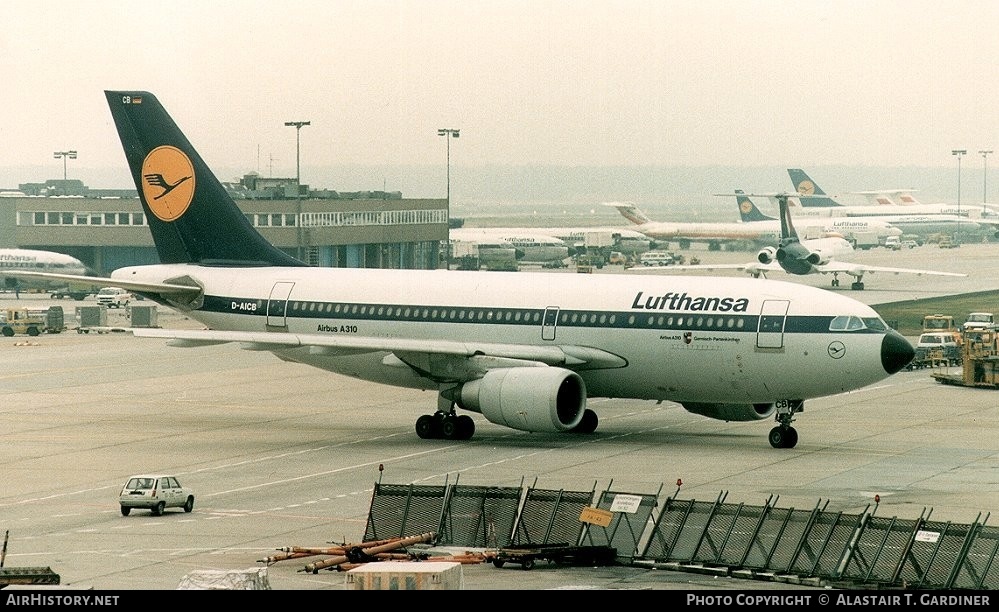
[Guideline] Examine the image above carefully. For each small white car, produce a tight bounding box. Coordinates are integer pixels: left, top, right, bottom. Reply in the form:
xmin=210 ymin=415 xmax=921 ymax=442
xmin=96 ymin=287 xmax=132 ymax=309
xmin=118 ymin=474 xmax=194 ymax=516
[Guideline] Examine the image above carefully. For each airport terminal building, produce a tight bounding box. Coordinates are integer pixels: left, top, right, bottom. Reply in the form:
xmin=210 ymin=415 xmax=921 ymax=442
xmin=0 ymin=178 xmax=448 ymax=274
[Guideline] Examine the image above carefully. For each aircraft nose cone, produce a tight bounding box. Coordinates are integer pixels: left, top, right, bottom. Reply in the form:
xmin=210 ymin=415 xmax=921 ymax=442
xmin=881 ymin=329 xmax=915 ymax=374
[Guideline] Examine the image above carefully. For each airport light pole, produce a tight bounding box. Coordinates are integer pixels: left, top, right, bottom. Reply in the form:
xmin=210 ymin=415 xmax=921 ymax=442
xmin=437 ymin=128 xmax=460 ymax=268
xmin=952 ymin=149 xmax=966 ymax=244
xmin=53 ymin=150 xmax=77 ymax=182
xmin=981 ymin=149 xmax=993 ymax=205
xmin=285 ymin=121 xmax=310 ymax=261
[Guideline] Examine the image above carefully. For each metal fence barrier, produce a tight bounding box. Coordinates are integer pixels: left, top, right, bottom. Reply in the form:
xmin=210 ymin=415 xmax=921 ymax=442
xmin=361 ymin=480 xmax=997 ymax=589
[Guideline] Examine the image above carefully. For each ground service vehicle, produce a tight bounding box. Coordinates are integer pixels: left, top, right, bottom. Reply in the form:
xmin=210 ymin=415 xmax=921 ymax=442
xmin=96 ymin=286 xmax=132 ymax=308
xmin=938 ymin=235 xmax=959 ymax=248
xmin=1 ymin=306 xmax=64 ymax=336
xmin=639 ymin=250 xmax=674 ymax=266
xmin=51 ymin=287 xmax=92 ymax=300
xmin=962 ymin=312 xmax=996 ymax=333
xmin=908 ymin=332 xmax=962 ymax=369
xmin=922 ymin=314 xmax=963 ymax=345
xmin=118 ymin=474 xmax=194 ymax=516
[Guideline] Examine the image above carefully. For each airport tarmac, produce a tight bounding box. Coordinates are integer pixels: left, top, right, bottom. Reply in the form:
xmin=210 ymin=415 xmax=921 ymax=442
xmin=1 ymin=242 xmax=998 ymax=591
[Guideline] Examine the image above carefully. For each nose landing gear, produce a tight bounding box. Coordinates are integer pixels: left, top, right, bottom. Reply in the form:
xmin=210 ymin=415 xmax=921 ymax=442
xmin=769 ymin=399 xmax=803 ymax=448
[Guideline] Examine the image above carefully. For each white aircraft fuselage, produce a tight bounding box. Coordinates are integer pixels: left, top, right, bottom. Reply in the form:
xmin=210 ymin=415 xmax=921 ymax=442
xmin=116 ymin=262 xmax=901 ymax=404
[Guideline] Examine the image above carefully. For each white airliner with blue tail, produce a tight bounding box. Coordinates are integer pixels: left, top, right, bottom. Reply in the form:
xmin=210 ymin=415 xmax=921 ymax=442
xmin=9 ymin=91 xmax=917 ymax=449
xmin=635 ymin=193 xmax=966 ymax=290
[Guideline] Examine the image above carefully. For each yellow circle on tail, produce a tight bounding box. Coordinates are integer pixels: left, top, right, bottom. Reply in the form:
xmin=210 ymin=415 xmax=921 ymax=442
xmin=140 ymin=146 xmax=196 ymax=222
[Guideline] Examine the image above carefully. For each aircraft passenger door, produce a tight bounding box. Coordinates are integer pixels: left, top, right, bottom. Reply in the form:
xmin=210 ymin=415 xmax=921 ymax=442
xmin=266 ymin=281 xmax=296 ymax=329
xmin=757 ymin=299 xmax=789 ymax=349
xmin=542 ymin=306 xmax=559 ymax=341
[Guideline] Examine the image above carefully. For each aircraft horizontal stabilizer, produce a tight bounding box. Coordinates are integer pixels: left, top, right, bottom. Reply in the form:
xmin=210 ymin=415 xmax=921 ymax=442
xmin=4 ymin=270 xmax=202 ymax=297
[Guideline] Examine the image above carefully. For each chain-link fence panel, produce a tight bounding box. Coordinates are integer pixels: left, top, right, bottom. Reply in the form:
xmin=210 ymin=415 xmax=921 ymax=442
xmin=437 ymin=484 xmax=522 ymax=548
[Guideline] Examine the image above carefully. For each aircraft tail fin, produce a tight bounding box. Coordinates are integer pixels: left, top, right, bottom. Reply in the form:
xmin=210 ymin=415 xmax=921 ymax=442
xmin=602 ymin=201 xmax=651 ymax=225
xmin=787 ymin=168 xmax=842 ymax=207
xmin=735 ymin=189 xmax=775 ymax=222
xmin=777 ymin=195 xmax=801 ymax=245
xmin=104 ymin=91 xmax=304 ymax=267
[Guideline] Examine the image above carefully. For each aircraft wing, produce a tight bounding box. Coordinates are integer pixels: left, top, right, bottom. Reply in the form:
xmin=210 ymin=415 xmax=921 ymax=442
xmin=131 ymin=328 xmax=628 ymax=372
xmin=625 ymin=262 xmax=782 ymax=276
xmin=811 ymin=262 xmax=967 ymax=278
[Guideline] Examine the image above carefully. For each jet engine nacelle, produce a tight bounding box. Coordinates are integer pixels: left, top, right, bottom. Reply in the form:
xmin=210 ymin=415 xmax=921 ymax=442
xmin=801 ymin=248 xmax=830 ymax=265
xmin=757 ymin=246 xmax=777 ymax=264
xmin=681 ymin=402 xmax=776 ymax=422
xmin=457 ymin=367 xmax=586 ymax=433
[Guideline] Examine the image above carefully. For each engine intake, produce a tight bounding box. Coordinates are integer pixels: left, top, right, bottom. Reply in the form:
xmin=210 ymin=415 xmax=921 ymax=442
xmin=457 ymin=367 xmax=586 ymax=432
xmin=681 ymin=402 xmax=776 ymax=422
xmin=757 ymin=246 xmax=777 ymax=264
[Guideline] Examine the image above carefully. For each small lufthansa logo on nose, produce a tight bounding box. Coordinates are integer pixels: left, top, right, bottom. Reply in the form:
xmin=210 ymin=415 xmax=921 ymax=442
xmin=827 ymin=341 xmax=846 ymax=359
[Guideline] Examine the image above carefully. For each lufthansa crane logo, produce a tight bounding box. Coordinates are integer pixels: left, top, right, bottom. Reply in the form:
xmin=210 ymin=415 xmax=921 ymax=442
xmin=797 ymin=180 xmax=815 ymax=196
xmin=140 ymin=146 xmax=195 ymax=222
xmin=739 ymin=200 xmax=753 ymax=215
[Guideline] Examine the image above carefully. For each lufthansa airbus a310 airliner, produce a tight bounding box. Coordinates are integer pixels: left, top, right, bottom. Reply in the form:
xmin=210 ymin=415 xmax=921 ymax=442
xmin=12 ymin=91 xmax=916 ymax=449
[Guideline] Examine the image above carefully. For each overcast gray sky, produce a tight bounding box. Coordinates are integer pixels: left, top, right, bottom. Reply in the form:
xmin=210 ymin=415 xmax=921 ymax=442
xmin=3 ymin=0 xmax=999 ymax=184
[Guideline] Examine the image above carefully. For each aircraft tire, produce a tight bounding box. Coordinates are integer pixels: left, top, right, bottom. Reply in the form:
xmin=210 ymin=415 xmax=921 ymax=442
xmin=415 ymin=415 xmax=436 ymax=439
xmin=783 ymin=427 xmax=799 ymax=449
xmin=120 ymin=506 xmax=130 ymax=516
xmin=769 ymin=427 xmax=786 ymax=448
xmin=456 ymin=415 xmax=475 ymax=440
xmin=572 ymin=409 xmax=599 ymax=434
xmin=769 ymin=426 xmax=799 ymax=449
xmin=440 ymin=416 xmax=459 ymax=439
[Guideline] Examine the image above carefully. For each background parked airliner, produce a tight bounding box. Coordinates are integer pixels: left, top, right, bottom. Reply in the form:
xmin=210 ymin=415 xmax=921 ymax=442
xmin=632 ymin=194 xmax=966 ymax=290
xmin=732 ymin=190 xmax=902 ymax=245
xmin=449 ymin=228 xmax=570 ymax=265
xmin=786 ymin=169 xmax=994 ymax=240
xmin=604 ymin=201 xmax=782 ymax=250
xmin=0 ymin=248 xmax=92 ymax=296
xmin=10 ymin=91 xmax=916 ymax=449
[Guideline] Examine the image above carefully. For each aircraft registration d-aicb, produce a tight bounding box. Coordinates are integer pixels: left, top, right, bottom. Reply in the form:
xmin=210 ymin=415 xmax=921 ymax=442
xmin=11 ymin=91 xmax=916 ymax=449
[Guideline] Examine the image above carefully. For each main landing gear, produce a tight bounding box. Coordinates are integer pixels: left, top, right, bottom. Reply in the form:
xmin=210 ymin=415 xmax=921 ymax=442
xmin=830 ymin=275 xmax=864 ymax=290
xmin=415 ymin=408 xmax=475 ymax=440
xmin=573 ymin=409 xmax=599 ymax=434
xmin=768 ymin=400 xmax=804 ymax=449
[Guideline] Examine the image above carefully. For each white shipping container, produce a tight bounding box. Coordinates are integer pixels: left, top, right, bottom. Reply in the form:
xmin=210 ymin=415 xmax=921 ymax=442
xmin=345 ymin=561 xmax=463 ymax=590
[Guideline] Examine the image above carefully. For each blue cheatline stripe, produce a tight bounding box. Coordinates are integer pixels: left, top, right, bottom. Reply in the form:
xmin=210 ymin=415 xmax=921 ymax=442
xmin=199 ymin=295 xmax=883 ymax=335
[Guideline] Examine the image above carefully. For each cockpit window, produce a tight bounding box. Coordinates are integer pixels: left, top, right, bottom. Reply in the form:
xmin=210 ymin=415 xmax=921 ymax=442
xmin=862 ymin=317 xmax=887 ymax=332
xmin=829 ymin=315 xmax=884 ymax=332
